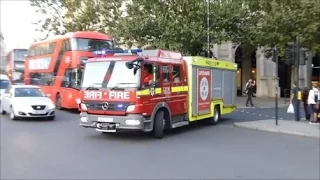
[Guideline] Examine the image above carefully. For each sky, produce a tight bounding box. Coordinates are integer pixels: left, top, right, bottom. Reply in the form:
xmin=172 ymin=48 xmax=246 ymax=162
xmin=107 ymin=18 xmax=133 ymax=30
xmin=1 ymin=0 xmax=38 ymax=50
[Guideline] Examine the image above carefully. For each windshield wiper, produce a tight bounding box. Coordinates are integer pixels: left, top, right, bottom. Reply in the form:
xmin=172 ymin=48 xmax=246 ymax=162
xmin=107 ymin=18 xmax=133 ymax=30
xmin=110 ymin=83 xmax=137 ymax=91
xmin=85 ymin=83 xmax=102 ymax=90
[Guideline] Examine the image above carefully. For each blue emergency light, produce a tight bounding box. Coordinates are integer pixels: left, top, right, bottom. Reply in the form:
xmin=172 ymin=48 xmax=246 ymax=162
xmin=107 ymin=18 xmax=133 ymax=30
xmin=92 ymin=49 xmax=143 ymax=55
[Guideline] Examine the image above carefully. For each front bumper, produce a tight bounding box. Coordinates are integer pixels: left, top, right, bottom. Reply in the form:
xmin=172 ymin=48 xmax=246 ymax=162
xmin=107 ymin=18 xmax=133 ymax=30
xmin=13 ymin=108 xmax=55 ymax=118
xmin=79 ymin=112 xmax=152 ymax=132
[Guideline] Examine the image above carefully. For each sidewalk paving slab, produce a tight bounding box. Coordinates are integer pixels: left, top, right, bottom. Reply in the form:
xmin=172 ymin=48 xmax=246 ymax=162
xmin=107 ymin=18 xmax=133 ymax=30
xmin=234 ymin=119 xmax=320 ymax=139
xmin=236 ymin=97 xmax=289 ymax=108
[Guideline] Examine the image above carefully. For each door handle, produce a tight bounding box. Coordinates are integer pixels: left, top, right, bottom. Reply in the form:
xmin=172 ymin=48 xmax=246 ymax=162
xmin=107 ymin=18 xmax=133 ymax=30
xmin=165 ymin=98 xmax=170 ymax=101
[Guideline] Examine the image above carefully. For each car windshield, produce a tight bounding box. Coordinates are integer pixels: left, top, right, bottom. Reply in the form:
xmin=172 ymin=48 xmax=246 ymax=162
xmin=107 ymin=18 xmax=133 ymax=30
xmin=14 ymin=88 xmax=46 ymax=97
xmin=73 ymin=38 xmax=113 ymax=51
xmin=81 ymin=61 xmax=141 ymax=89
xmin=0 ymin=80 xmax=10 ymax=89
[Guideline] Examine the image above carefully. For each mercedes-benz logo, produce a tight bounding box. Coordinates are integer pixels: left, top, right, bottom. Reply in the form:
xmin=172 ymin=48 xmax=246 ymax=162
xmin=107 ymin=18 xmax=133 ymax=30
xmin=101 ymin=102 xmax=109 ymax=110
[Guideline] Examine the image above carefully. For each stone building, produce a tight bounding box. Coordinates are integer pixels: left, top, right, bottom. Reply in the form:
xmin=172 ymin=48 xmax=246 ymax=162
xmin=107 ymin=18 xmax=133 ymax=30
xmin=0 ymin=32 xmax=6 ymax=72
xmin=212 ymin=42 xmax=313 ymax=98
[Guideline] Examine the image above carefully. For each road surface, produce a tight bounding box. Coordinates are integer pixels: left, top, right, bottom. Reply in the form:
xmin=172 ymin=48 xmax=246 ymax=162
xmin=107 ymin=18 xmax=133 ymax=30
xmin=1 ymin=109 xmax=319 ymax=179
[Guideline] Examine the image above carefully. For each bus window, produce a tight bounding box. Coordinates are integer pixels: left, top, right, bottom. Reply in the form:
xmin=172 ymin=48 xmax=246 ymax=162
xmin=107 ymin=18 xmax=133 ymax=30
xmin=72 ymin=38 xmax=113 ymax=51
xmin=62 ymin=68 xmax=82 ymax=89
xmin=29 ymin=73 xmax=54 ymax=86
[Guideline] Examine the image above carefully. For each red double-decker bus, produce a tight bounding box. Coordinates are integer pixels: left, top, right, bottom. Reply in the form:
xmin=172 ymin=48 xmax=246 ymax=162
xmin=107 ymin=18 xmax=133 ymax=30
xmin=24 ymin=31 xmax=114 ymax=110
xmin=5 ymin=48 xmax=28 ymax=84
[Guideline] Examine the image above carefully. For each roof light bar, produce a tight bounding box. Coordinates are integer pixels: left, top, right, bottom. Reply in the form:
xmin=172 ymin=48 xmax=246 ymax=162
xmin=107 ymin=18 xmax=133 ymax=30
xmin=92 ymin=49 xmax=143 ymax=55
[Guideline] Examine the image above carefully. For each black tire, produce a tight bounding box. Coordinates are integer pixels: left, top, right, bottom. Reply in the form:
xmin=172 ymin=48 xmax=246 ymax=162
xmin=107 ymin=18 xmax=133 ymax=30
xmin=153 ymin=110 xmax=165 ymax=139
xmin=56 ymin=94 xmax=63 ymax=110
xmin=10 ymin=109 xmax=17 ymax=120
xmin=0 ymin=105 xmax=6 ymax=114
xmin=48 ymin=116 xmax=55 ymax=120
xmin=208 ymin=106 xmax=221 ymax=125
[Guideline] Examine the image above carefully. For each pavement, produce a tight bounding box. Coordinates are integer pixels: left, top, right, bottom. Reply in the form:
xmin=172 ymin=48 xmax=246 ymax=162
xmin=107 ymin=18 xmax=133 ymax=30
xmin=1 ymin=109 xmax=319 ymax=179
xmin=236 ymin=96 xmax=289 ymax=108
xmin=234 ymin=119 xmax=320 ymax=139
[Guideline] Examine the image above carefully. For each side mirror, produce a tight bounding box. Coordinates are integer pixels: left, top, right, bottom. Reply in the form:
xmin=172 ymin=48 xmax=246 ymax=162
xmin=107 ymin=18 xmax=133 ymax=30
xmin=125 ymin=62 xmax=133 ymax=69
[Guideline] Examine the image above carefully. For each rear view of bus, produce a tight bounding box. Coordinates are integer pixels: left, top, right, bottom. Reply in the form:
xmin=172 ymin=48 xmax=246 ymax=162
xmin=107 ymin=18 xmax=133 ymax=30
xmin=24 ymin=31 xmax=114 ymax=110
xmin=5 ymin=49 xmax=27 ymax=84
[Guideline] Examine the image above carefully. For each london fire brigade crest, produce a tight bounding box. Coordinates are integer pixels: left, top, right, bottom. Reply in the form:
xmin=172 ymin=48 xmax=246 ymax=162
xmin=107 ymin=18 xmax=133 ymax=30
xmin=200 ymin=77 xmax=209 ymax=101
xmin=150 ymin=87 xmax=155 ymax=96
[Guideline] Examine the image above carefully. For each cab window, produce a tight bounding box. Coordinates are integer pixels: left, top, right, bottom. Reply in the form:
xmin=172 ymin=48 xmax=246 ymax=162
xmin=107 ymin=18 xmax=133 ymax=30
xmin=162 ymin=65 xmax=170 ymax=83
xmin=142 ymin=63 xmax=159 ymax=89
xmin=172 ymin=65 xmax=181 ymax=83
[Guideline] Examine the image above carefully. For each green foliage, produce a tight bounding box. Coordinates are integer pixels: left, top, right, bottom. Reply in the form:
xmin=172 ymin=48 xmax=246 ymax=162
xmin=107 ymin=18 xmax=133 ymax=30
xmin=30 ymin=0 xmax=123 ymax=39
xmin=31 ymin=0 xmax=320 ymax=55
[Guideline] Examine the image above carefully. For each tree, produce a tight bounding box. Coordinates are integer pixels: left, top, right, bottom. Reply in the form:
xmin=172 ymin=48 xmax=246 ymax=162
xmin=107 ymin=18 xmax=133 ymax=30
xmin=30 ymin=0 xmax=67 ymax=39
xmin=30 ymin=0 xmax=123 ymax=39
xmin=244 ymin=0 xmax=320 ymax=53
xmin=116 ymin=0 xmax=209 ymax=55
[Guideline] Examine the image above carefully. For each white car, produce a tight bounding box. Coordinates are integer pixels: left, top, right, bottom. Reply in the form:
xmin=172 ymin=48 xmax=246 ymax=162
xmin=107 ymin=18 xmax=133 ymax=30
xmin=0 ymin=85 xmax=55 ymax=120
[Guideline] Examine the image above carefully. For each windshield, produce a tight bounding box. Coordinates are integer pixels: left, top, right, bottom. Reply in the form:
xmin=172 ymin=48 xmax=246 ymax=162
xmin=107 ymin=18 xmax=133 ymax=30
xmin=13 ymin=49 xmax=28 ymax=61
xmin=14 ymin=88 xmax=46 ymax=97
xmin=73 ymin=38 xmax=113 ymax=51
xmin=81 ymin=61 xmax=141 ymax=89
xmin=0 ymin=80 xmax=10 ymax=89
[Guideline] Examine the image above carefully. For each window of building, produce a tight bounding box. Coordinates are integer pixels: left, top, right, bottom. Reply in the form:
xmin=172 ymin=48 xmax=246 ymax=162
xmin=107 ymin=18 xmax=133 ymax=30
xmin=29 ymin=73 xmax=54 ymax=86
xmin=162 ymin=65 xmax=170 ymax=83
xmin=172 ymin=65 xmax=181 ymax=83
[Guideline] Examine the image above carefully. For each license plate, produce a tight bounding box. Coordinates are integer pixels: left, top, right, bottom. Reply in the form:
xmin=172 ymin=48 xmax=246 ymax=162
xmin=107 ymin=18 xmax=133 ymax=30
xmin=33 ymin=110 xmax=45 ymax=114
xmin=97 ymin=117 xmax=113 ymax=122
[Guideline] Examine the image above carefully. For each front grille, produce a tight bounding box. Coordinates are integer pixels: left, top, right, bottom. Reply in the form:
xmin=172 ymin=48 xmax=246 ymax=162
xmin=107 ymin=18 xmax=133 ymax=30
xmin=29 ymin=112 xmax=48 ymax=116
xmin=83 ymin=101 xmax=130 ymax=111
xmin=31 ymin=105 xmax=46 ymax=110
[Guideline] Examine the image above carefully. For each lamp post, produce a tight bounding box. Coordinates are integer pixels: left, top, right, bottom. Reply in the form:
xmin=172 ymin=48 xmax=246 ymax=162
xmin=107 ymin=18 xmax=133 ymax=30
xmin=206 ymin=0 xmax=210 ymax=57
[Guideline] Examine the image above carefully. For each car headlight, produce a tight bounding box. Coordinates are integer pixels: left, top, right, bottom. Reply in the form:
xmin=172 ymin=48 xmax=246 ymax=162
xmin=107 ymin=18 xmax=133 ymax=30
xmin=80 ymin=103 xmax=87 ymax=111
xmin=126 ymin=105 xmax=135 ymax=112
xmin=48 ymin=103 xmax=55 ymax=109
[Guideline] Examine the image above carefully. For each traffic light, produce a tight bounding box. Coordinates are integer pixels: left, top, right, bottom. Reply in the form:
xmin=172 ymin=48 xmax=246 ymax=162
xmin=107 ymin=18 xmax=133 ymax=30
xmin=284 ymin=42 xmax=295 ymax=65
xmin=298 ymin=48 xmax=307 ymax=65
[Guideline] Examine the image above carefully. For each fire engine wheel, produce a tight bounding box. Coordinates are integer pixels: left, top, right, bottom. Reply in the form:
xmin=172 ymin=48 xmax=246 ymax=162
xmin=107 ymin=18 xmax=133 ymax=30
xmin=153 ymin=110 xmax=165 ymax=139
xmin=208 ymin=106 xmax=220 ymax=125
xmin=56 ymin=94 xmax=63 ymax=110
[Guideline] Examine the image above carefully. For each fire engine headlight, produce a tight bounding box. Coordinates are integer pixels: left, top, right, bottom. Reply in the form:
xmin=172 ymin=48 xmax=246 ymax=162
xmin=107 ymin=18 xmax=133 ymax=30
xmin=126 ymin=105 xmax=135 ymax=112
xmin=80 ymin=117 xmax=88 ymax=122
xmin=76 ymin=98 xmax=81 ymax=104
xmin=80 ymin=103 xmax=87 ymax=111
xmin=125 ymin=119 xmax=140 ymax=126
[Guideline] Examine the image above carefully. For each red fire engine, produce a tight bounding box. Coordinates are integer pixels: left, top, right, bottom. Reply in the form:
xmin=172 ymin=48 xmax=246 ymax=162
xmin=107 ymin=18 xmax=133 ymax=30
xmin=78 ymin=49 xmax=237 ymax=139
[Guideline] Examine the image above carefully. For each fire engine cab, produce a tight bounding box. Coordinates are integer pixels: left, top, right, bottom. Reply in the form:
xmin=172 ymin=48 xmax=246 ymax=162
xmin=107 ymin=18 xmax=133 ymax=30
xmin=78 ymin=49 xmax=237 ymax=139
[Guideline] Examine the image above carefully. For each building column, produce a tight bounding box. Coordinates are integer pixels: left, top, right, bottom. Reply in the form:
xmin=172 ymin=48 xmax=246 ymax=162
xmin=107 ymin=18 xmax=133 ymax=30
xmin=255 ymin=48 xmax=280 ymax=97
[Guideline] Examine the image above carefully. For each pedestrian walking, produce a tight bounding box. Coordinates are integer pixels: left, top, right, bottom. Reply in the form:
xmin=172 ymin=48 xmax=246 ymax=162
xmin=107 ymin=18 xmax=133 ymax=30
xmin=308 ymin=84 xmax=319 ymax=124
xmin=302 ymin=87 xmax=311 ymax=121
xmin=290 ymin=82 xmax=301 ymax=121
xmin=245 ymin=79 xmax=254 ymax=107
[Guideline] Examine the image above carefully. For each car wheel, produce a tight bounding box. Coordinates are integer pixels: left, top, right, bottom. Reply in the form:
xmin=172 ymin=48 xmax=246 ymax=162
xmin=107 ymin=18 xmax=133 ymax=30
xmin=56 ymin=94 xmax=63 ymax=110
xmin=0 ymin=105 xmax=6 ymax=114
xmin=208 ymin=105 xmax=221 ymax=125
xmin=153 ymin=110 xmax=165 ymax=139
xmin=10 ymin=109 xmax=17 ymax=120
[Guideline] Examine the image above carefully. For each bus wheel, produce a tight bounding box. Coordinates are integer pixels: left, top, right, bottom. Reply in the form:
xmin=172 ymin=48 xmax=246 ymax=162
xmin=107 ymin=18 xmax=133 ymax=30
xmin=56 ymin=94 xmax=63 ymax=110
xmin=208 ymin=105 xmax=220 ymax=125
xmin=153 ymin=110 xmax=164 ymax=139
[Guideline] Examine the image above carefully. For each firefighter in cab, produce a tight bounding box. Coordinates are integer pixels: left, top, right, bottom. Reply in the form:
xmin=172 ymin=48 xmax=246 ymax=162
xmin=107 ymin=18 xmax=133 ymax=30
xmin=143 ymin=64 xmax=153 ymax=86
